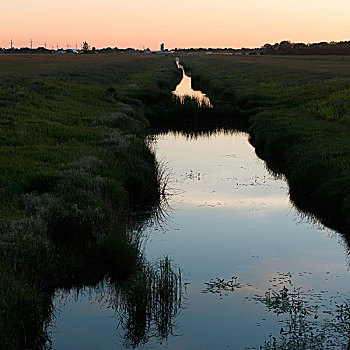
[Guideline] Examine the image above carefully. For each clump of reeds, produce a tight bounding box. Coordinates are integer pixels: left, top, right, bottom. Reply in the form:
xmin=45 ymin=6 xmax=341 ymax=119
xmin=113 ymin=256 xmax=184 ymax=348
xmin=172 ymin=94 xmax=212 ymax=109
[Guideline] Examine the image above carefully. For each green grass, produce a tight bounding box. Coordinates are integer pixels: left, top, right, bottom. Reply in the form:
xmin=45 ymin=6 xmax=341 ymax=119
xmin=180 ymin=54 xmax=350 ymax=231
xmin=0 ymin=53 xmax=180 ymax=348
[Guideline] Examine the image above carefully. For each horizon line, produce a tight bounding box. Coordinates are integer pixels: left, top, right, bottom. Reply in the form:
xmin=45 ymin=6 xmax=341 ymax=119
xmin=1 ymin=38 xmax=350 ymax=51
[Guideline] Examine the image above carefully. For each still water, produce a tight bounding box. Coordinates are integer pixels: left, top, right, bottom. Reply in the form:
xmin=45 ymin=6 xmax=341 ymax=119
xmin=49 ymin=65 xmax=350 ymax=349
xmin=172 ymin=58 xmax=211 ymax=107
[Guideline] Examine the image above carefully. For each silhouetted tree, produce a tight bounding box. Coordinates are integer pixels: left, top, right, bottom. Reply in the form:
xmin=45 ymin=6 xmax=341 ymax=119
xmin=279 ymin=40 xmax=293 ymax=55
xmin=262 ymin=43 xmax=275 ymax=55
xmin=82 ymin=41 xmax=90 ymax=53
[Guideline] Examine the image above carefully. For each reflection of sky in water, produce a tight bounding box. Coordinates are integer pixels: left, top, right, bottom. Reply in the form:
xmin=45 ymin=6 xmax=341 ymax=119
xmin=142 ymin=131 xmax=350 ymax=349
xmin=50 ymin=291 xmax=119 ymax=349
xmin=51 ymin=131 xmax=350 ymax=349
xmin=172 ymin=64 xmax=211 ymax=107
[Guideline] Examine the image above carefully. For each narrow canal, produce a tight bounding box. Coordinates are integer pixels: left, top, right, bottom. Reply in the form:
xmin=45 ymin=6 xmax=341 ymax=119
xmin=49 ymin=62 xmax=350 ymax=349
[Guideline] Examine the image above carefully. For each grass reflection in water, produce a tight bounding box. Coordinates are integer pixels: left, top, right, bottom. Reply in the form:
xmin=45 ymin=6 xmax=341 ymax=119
xmin=51 ymin=256 xmax=184 ymax=349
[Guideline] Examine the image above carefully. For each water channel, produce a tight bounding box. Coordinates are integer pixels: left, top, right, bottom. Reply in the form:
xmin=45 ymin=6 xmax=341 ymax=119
xmin=48 ymin=63 xmax=350 ymax=349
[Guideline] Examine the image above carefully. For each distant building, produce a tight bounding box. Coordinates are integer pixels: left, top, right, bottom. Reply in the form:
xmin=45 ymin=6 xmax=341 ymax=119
xmin=160 ymin=43 xmax=165 ymax=52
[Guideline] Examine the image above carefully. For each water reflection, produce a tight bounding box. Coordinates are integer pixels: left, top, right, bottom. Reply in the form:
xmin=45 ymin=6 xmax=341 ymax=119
xmin=144 ymin=130 xmax=350 ymax=349
xmin=173 ymin=58 xmax=212 ymax=108
xmin=49 ymin=257 xmax=184 ymax=349
xmin=253 ymin=275 xmax=350 ymax=349
xmin=49 ymin=126 xmax=350 ymax=349
xmin=48 ymin=63 xmax=350 ymax=349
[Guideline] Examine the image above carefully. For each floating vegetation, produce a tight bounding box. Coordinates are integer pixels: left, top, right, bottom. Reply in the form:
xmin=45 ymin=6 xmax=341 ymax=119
xmin=202 ymin=276 xmax=246 ymax=298
xmin=257 ymin=288 xmax=350 ymax=349
xmin=202 ymin=271 xmax=350 ymax=349
xmin=251 ymin=273 xmax=350 ymax=350
xmin=184 ymin=170 xmax=203 ymax=181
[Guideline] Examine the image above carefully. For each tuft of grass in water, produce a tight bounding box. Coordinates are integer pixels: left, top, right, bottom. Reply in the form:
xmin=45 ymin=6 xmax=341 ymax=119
xmin=51 ymin=254 xmax=184 ymax=349
xmin=111 ymin=256 xmax=184 ymax=348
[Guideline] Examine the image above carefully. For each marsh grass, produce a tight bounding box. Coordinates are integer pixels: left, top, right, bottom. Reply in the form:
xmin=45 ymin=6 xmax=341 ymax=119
xmin=0 ymin=54 xmax=181 ymax=348
xmin=116 ymin=256 xmax=184 ymax=348
xmin=180 ymin=54 xmax=350 ymax=232
xmin=148 ymin=86 xmax=251 ymax=137
xmin=172 ymin=93 xmax=212 ymax=109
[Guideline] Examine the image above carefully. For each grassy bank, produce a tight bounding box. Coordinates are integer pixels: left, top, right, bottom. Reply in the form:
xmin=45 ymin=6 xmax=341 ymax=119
xmin=180 ymin=55 xmax=350 ymax=231
xmin=0 ymin=53 xmax=180 ymax=348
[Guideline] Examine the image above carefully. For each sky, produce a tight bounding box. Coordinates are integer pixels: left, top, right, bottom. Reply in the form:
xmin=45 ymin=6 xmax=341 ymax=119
xmin=1 ymin=0 xmax=350 ymax=50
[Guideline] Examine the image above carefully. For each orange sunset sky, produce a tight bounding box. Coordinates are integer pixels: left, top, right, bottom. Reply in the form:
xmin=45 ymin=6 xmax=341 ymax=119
xmin=1 ymin=0 xmax=350 ymax=50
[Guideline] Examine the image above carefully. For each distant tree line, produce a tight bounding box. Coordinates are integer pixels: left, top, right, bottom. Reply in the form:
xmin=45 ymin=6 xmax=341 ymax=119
xmin=261 ymin=40 xmax=350 ymax=55
xmin=0 ymin=46 xmax=143 ymax=55
xmin=1 ymin=39 xmax=350 ymax=55
xmin=171 ymin=47 xmax=261 ymax=55
xmin=0 ymin=47 xmax=53 ymax=54
xmin=174 ymin=40 xmax=350 ymax=55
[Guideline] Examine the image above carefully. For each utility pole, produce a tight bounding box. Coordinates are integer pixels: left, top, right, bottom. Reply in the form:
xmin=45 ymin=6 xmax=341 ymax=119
xmin=10 ymin=39 xmax=13 ymax=50
xmin=56 ymin=43 xmax=59 ymax=50
xmin=75 ymin=43 xmax=78 ymax=50
xmin=45 ymin=41 xmax=47 ymax=49
xmin=30 ymin=38 xmax=33 ymax=50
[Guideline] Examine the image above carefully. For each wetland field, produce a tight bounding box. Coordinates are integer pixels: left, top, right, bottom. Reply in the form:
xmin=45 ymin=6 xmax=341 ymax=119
xmin=1 ymin=53 xmax=350 ymax=349
xmin=180 ymin=54 xmax=350 ymax=231
xmin=0 ymin=53 xmax=181 ymax=348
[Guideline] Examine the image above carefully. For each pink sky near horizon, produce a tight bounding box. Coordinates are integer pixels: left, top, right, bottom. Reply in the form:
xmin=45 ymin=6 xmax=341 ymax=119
xmin=1 ymin=0 xmax=350 ymax=50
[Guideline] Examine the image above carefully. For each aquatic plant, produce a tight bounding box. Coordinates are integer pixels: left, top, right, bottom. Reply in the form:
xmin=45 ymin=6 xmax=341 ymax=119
xmin=116 ymin=256 xmax=184 ymax=348
xmin=251 ymin=278 xmax=350 ymax=349
xmin=202 ymin=276 xmax=246 ymax=298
